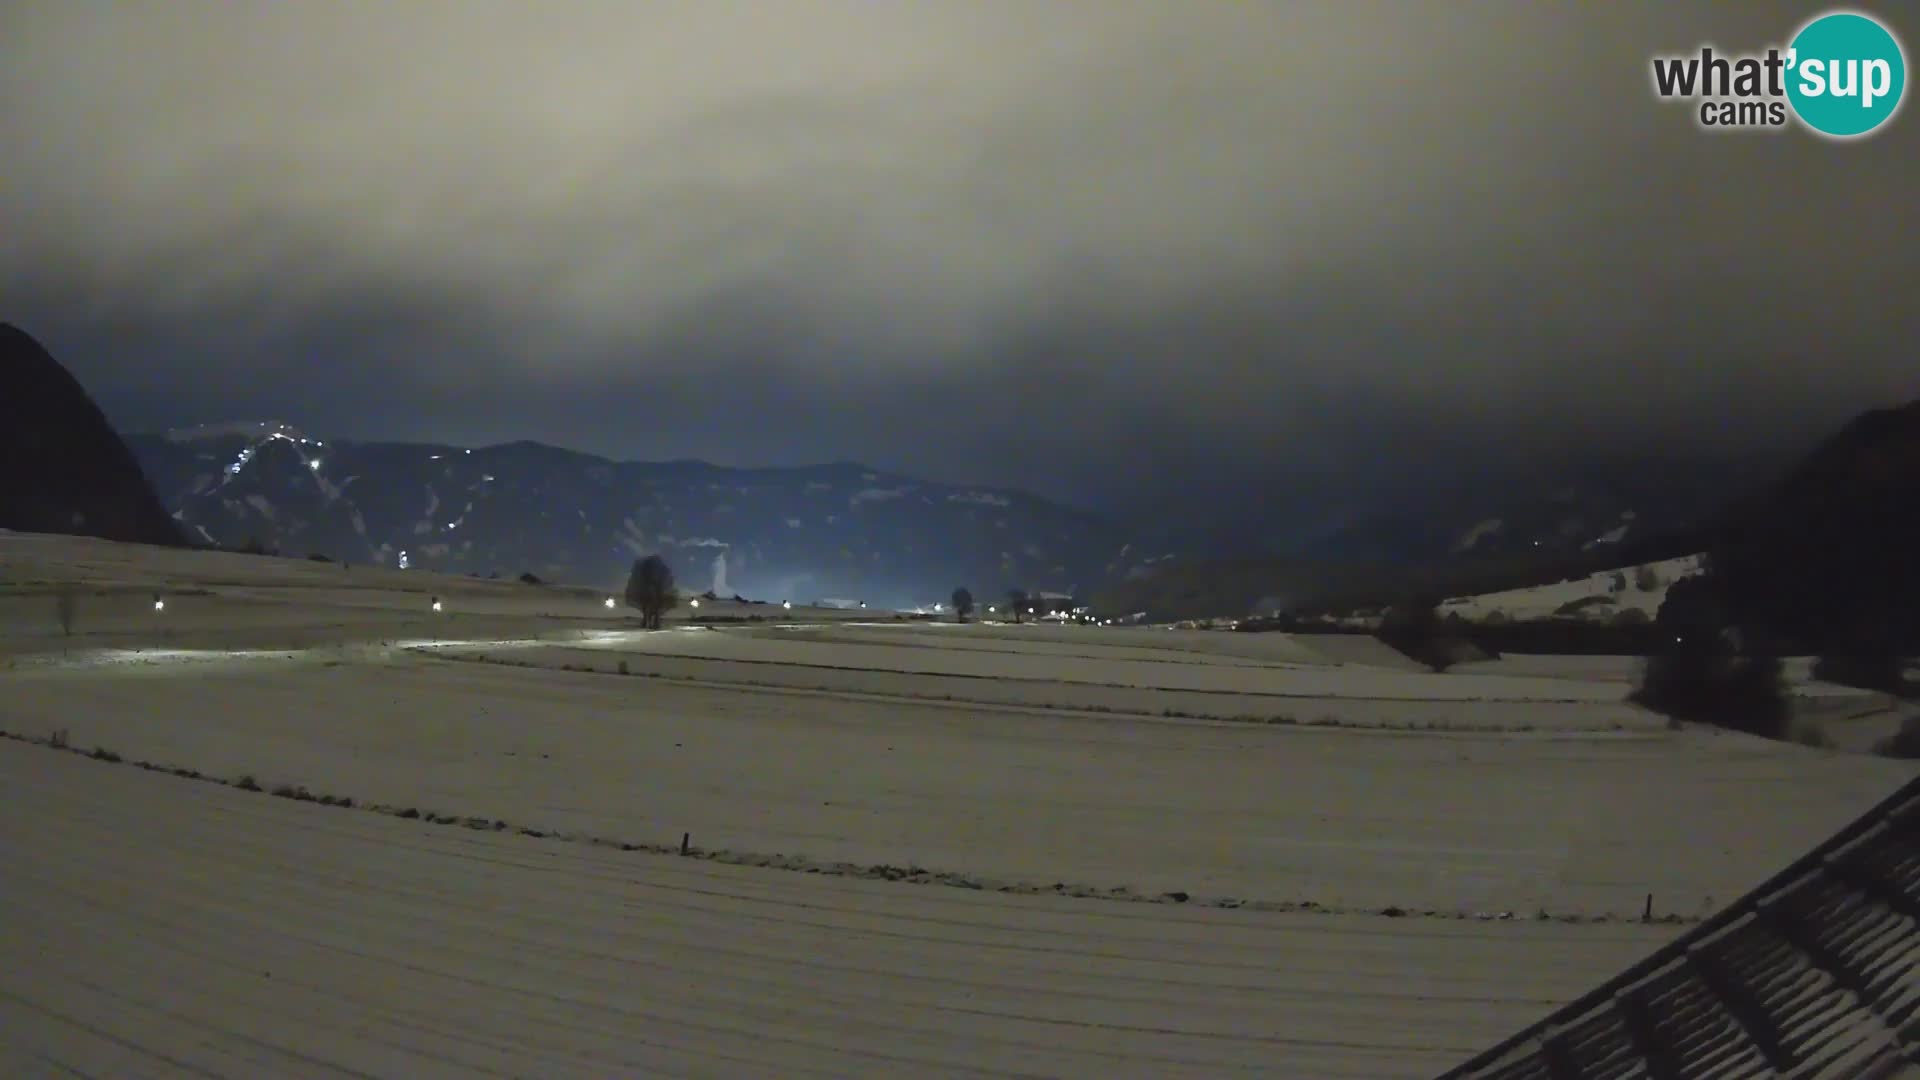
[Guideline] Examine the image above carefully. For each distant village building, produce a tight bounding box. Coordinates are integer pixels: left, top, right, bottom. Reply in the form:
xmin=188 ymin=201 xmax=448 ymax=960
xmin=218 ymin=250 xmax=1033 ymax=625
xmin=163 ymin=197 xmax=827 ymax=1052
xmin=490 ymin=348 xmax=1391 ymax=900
xmin=1032 ymin=591 xmax=1083 ymax=618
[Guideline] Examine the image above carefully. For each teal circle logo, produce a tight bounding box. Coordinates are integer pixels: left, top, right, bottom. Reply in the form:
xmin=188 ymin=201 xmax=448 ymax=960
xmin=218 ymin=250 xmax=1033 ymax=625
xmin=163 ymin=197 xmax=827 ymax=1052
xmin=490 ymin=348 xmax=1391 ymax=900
xmin=1786 ymin=11 xmax=1907 ymax=138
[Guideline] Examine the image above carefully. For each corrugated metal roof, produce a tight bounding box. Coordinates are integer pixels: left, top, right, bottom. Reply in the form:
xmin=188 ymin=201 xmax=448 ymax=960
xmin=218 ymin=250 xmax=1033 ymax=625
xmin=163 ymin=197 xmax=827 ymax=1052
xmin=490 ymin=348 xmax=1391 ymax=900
xmin=1439 ymin=773 xmax=1920 ymax=1079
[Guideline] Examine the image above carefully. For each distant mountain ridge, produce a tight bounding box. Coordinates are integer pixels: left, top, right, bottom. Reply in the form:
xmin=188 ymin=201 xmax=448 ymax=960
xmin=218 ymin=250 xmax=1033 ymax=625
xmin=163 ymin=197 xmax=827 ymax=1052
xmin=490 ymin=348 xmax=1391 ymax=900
xmin=1280 ymin=454 xmax=1788 ymax=565
xmin=1097 ymin=398 xmax=1920 ymax=624
xmin=126 ymin=423 xmax=1158 ymax=607
xmin=0 ymin=323 xmax=183 ymax=547
xmin=1093 ymin=452 xmax=1799 ymax=620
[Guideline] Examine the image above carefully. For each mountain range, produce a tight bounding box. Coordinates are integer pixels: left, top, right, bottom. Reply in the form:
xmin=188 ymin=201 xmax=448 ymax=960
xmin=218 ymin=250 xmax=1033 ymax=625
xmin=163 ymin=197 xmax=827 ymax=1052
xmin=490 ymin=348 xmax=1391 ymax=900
xmin=123 ymin=418 xmax=1792 ymax=615
xmin=5 ymin=320 xmax=1904 ymax=623
xmin=1090 ymin=443 xmax=1890 ymax=621
xmin=122 ymin=422 xmax=1155 ymax=607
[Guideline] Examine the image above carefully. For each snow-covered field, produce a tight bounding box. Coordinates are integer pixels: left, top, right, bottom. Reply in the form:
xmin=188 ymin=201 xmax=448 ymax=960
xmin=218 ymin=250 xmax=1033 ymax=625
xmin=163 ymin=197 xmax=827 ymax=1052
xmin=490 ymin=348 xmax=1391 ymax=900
xmin=2 ymin=531 xmax=1914 ymax=1077
xmin=1 ymin=741 xmax=1678 ymax=1079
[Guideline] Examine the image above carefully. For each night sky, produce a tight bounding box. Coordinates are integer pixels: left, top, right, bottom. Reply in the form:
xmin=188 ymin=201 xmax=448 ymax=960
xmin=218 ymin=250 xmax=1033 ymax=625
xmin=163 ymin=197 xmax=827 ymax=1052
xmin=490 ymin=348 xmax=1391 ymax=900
xmin=3 ymin=2 xmax=1915 ymax=520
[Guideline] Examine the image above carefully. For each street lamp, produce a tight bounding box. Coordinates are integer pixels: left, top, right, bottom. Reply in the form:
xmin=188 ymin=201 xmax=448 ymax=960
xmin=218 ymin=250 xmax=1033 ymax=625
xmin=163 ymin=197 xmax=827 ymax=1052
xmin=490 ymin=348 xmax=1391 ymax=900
xmin=604 ymin=597 xmax=616 ymax=609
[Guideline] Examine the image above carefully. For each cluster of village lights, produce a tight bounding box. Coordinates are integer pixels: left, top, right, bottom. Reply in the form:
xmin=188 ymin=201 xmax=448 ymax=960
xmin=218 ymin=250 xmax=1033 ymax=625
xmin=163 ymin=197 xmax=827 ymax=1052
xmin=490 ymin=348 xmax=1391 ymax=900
xmin=150 ymin=589 xmax=1110 ymax=625
xmin=597 ymin=596 xmax=799 ymax=613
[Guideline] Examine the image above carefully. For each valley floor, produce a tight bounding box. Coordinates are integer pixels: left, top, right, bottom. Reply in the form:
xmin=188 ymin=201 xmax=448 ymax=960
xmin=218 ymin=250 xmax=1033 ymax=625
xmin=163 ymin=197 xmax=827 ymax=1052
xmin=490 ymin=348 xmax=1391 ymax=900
xmin=2 ymin=531 xmax=1915 ymax=1076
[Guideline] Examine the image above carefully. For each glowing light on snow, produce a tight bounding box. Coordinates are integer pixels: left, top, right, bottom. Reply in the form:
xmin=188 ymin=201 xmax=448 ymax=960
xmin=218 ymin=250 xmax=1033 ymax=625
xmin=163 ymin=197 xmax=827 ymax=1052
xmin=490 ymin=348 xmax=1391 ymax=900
xmin=309 ymin=459 xmax=322 ymax=471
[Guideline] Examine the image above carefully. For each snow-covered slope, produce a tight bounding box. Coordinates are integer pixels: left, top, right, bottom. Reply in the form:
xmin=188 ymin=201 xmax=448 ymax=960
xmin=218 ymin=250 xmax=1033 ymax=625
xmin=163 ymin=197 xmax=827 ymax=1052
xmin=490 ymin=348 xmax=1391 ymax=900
xmin=1439 ymin=554 xmax=1705 ymax=623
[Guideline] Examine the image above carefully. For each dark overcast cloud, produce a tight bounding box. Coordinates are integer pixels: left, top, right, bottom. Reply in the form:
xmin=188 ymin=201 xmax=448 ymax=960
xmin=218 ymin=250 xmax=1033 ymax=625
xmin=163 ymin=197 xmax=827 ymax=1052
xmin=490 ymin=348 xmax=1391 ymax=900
xmin=3 ymin=1 xmax=1916 ymax=517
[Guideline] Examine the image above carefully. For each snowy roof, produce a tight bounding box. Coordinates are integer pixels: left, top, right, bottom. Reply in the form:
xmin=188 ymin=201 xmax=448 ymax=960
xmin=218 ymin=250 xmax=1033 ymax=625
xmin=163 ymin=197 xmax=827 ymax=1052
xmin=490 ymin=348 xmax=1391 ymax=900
xmin=1440 ymin=773 xmax=1920 ymax=1078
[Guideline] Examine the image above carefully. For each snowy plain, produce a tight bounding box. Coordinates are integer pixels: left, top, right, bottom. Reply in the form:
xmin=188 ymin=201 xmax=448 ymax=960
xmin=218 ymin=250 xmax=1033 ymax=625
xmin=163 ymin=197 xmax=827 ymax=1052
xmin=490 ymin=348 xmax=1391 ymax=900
xmin=2 ymin=531 xmax=1914 ymax=1077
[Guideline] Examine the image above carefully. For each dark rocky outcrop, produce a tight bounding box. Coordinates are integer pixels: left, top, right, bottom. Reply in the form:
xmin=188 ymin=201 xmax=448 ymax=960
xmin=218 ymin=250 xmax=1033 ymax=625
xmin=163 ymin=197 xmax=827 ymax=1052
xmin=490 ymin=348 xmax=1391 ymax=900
xmin=0 ymin=323 xmax=183 ymax=546
xmin=1711 ymin=399 xmax=1920 ymax=654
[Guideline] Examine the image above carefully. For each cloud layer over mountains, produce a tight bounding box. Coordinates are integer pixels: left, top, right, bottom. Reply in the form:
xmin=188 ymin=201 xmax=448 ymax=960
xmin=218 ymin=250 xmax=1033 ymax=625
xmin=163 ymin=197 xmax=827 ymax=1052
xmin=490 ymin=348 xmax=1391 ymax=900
xmin=4 ymin=1 xmax=1915 ymax=515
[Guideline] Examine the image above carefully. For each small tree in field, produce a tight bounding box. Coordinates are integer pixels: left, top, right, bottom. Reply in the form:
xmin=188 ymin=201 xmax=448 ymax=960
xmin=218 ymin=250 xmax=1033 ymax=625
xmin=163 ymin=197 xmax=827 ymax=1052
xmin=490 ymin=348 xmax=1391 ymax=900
xmin=951 ymin=587 xmax=974 ymax=623
xmin=55 ymin=584 xmax=77 ymax=637
xmin=625 ymin=554 xmax=679 ymax=630
xmin=1378 ymin=597 xmax=1454 ymax=673
xmin=1007 ymin=589 xmax=1029 ymax=624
